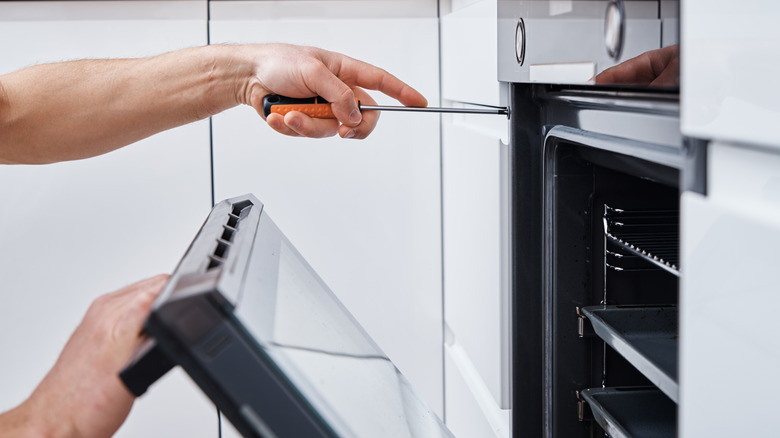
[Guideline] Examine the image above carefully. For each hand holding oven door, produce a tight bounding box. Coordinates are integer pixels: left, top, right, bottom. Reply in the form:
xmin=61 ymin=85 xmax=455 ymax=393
xmin=120 ymin=194 xmax=453 ymax=438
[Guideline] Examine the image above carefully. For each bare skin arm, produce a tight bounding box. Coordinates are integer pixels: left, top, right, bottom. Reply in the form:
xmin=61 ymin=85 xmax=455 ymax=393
xmin=0 ymin=43 xmax=427 ymax=164
xmin=0 ymin=275 xmax=168 ymax=438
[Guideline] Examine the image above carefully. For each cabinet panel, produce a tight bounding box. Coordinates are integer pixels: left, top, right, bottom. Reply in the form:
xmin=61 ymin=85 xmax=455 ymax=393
xmin=440 ymin=0 xmax=501 ymax=106
xmin=680 ymin=191 xmax=780 ymax=438
xmin=0 ymin=2 xmax=214 ymax=437
xmin=445 ymin=340 xmax=511 ymax=438
xmin=681 ymin=142 xmax=780 ymax=437
xmin=681 ymin=0 xmax=780 ymax=149
xmin=442 ymin=113 xmax=510 ymax=409
xmin=209 ymin=0 xmax=444 ymax=416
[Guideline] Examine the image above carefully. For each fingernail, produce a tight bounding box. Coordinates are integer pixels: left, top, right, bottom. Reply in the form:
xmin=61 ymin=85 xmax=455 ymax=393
xmin=289 ymin=117 xmax=301 ymax=129
xmin=349 ymin=109 xmax=362 ymax=124
xmin=344 ymin=130 xmax=356 ymax=139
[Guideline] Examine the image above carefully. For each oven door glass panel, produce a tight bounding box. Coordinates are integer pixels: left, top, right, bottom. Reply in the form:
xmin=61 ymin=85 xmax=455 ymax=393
xmin=237 ymin=212 xmax=452 ymax=438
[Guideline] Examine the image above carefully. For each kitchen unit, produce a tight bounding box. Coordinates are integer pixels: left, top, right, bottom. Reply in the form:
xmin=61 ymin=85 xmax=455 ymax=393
xmin=493 ymin=0 xmax=780 ymax=437
xmin=1 ymin=0 xmax=778 ymax=437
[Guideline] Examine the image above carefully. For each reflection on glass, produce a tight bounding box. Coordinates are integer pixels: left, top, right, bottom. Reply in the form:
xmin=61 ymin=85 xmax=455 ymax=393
xmin=594 ymin=45 xmax=679 ymax=87
xmin=237 ymin=214 xmax=452 ymax=438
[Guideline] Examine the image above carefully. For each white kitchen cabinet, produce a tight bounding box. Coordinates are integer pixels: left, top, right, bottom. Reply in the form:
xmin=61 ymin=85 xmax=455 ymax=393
xmin=440 ymin=0 xmax=512 ymax=435
xmin=681 ymin=0 xmax=780 ymax=150
xmin=440 ymin=1 xmax=512 ymax=435
xmin=680 ymin=142 xmax=780 ymax=437
xmin=441 ymin=112 xmax=510 ymax=436
xmin=208 ymin=0 xmax=444 ymax=418
xmin=445 ymin=341 xmax=510 ymax=438
xmin=440 ymin=0 xmax=501 ymax=107
xmin=0 ymin=2 xmax=215 ymax=437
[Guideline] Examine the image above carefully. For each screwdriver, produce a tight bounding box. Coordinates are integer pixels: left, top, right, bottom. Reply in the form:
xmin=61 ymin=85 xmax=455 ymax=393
xmin=262 ymin=95 xmax=510 ymax=119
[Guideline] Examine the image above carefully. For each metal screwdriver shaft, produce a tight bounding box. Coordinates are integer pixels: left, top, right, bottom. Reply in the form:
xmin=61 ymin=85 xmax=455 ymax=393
xmin=359 ymin=103 xmax=509 ymax=117
xmin=262 ymin=95 xmax=510 ymax=119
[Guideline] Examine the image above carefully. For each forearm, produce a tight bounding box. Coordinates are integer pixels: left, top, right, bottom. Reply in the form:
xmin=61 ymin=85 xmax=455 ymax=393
xmin=0 ymin=403 xmax=50 ymax=438
xmin=0 ymin=44 xmax=252 ymax=164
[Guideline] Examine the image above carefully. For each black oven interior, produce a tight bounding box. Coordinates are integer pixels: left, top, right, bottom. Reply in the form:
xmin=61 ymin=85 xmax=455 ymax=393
xmin=549 ymin=139 xmax=679 ymax=438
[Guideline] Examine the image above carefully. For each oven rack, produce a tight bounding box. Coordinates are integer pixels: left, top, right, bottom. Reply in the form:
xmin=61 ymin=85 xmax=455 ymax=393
xmin=603 ymin=206 xmax=680 ymax=276
xmin=581 ymin=305 xmax=678 ymax=402
xmin=579 ymin=387 xmax=677 ymax=438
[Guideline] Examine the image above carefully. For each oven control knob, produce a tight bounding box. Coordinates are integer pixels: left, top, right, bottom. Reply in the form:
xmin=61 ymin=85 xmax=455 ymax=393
xmin=604 ymin=0 xmax=625 ymax=60
xmin=515 ymin=17 xmax=526 ymax=66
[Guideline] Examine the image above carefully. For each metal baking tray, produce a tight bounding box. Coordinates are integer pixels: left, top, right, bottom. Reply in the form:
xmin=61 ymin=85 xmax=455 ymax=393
xmin=581 ymin=387 xmax=677 ymax=438
xmin=581 ymin=305 xmax=678 ymax=402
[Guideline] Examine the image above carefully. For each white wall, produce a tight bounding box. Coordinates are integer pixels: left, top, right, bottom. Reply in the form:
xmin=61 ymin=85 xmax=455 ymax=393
xmin=0 ymin=2 xmax=219 ymax=437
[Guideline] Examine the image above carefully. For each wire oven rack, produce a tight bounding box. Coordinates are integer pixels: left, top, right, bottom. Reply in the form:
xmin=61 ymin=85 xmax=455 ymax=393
xmin=603 ymin=206 xmax=679 ymax=276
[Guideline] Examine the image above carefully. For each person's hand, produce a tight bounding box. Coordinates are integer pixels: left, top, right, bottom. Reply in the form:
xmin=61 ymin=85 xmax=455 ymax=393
xmin=0 ymin=275 xmax=168 ymax=438
xmin=594 ymin=44 xmax=679 ymax=87
xmin=237 ymin=43 xmax=428 ymax=140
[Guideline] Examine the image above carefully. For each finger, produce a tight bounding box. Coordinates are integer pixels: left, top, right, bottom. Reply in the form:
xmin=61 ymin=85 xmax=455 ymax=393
xmin=266 ymin=113 xmax=303 ymax=137
xmin=324 ymin=52 xmax=428 ymax=108
xmin=338 ymin=88 xmax=379 ymax=140
xmin=283 ymin=111 xmax=340 ymax=138
xmin=301 ymin=61 xmax=363 ymax=128
xmin=113 ymin=275 xmax=168 ymax=339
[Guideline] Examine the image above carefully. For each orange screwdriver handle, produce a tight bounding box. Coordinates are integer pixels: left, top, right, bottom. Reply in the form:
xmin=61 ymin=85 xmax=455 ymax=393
xmin=262 ymin=95 xmax=360 ymax=119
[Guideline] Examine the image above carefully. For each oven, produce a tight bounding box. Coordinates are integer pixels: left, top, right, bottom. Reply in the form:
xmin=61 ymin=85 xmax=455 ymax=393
xmin=497 ymin=1 xmax=700 ymax=437
xmin=508 ymin=84 xmax=704 ymax=438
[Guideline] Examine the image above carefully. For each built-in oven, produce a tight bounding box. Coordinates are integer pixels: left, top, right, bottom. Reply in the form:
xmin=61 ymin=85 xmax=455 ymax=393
xmin=508 ymin=84 xmax=704 ymax=437
xmin=498 ymin=1 xmax=694 ymax=436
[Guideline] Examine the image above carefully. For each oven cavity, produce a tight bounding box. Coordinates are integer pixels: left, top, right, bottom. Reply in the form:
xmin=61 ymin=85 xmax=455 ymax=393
xmin=545 ymin=128 xmax=688 ymax=438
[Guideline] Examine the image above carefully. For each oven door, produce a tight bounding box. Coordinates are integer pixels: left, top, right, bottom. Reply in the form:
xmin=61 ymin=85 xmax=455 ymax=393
xmin=121 ymin=194 xmax=453 ymax=438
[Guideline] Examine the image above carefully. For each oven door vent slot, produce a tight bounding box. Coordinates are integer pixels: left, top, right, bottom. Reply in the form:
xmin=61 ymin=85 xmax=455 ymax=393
xmin=580 ymin=387 xmax=677 ymax=438
xmin=581 ymin=305 xmax=678 ymax=403
xmin=603 ymin=206 xmax=679 ymax=276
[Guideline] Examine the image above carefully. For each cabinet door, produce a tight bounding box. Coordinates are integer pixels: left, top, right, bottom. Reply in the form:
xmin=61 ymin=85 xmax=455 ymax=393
xmin=681 ymin=0 xmax=780 ymax=149
xmin=440 ymin=0 xmax=502 ymax=106
xmin=0 ymin=2 xmax=214 ymax=437
xmin=209 ymin=0 xmax=443 ymax=417
xmin=442 ymin=110 xmax=511 ymax=436
xmin=680 ymin=142 xmax=780 ymax=437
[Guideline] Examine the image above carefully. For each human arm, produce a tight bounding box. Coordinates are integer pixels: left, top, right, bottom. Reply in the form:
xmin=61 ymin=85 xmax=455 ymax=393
xmin=0 ymin=43 xmax=427 ymax=164
xmin=0 ymin=275 xmax=168 ymax=438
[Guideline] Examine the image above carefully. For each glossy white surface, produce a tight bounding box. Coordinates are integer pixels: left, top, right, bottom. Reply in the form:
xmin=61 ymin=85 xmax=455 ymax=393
xmin=442 ymin=113 xmax=510 ymax=409
xmin=680 ymin=142 xmax=780 ymax=437
xmin=209 ymin=0 xmax=444 ymax=419
xmin=0 ymin=2 xmax=215 ymax=437
xmin=681 ymin=1 xmax=780 ymax=149
xmin=440 ymin=3 xmax=511 ymax=430
xmin=444 ymin=338 xmax=511 ymax=438
xmin=440 ymin=0 xmax=502 ymax=106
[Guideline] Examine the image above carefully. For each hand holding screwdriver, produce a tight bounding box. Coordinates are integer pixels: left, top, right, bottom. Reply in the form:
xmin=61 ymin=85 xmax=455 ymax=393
xmin=263 ymin=95 xmax=509 ymax=119
xmin=248 ymin=44 xmax=427 ymax=139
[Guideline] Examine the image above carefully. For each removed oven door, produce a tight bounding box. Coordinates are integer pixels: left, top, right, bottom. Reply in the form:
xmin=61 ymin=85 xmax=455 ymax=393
xmin=121 ymin=194 xmax=453 ymax=438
